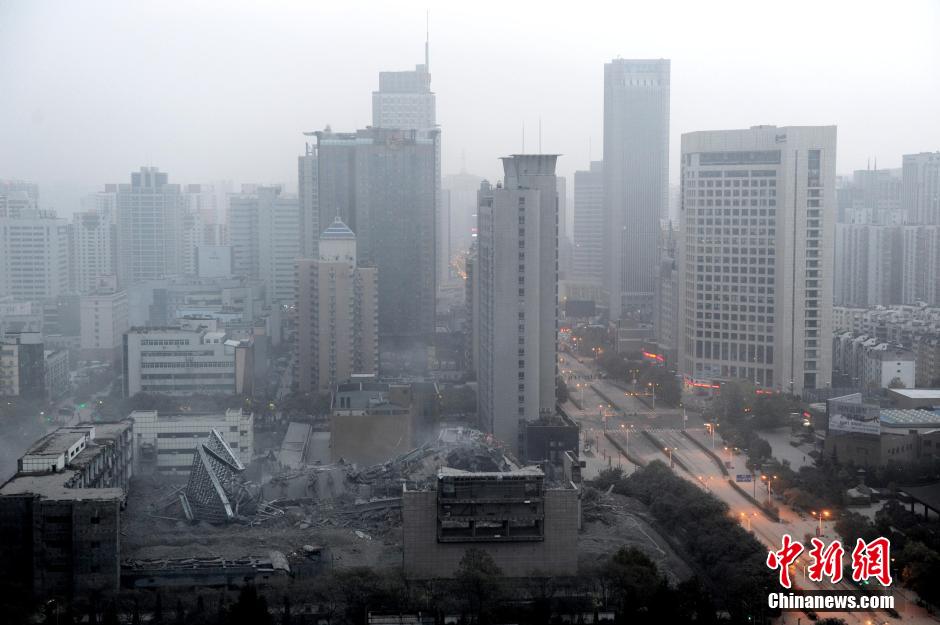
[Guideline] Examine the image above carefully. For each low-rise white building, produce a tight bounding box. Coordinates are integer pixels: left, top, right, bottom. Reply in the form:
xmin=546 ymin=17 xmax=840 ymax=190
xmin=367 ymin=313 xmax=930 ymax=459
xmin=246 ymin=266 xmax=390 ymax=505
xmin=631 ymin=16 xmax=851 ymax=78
xmin=129 ymin=409 xmax=253 ymax=475
xmin=122 ymin=321 xmax=253 ymax=397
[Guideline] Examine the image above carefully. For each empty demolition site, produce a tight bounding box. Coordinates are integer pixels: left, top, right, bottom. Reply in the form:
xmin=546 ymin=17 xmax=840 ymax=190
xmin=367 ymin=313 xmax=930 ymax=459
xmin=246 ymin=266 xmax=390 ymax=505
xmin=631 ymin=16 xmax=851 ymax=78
xmin=0 ymin=405 xmax=692 ymax=612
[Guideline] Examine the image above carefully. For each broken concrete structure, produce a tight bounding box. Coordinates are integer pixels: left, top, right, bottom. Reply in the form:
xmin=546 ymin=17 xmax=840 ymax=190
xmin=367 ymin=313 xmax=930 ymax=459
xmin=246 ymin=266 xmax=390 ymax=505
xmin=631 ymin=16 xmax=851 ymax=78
xmin=122 ymin=551 xmax=290 ymax=588
xmin=130 ymin=409 xmax=253 ymax=475
xmin=180 ymin=429 xmax=258 ymax=523
xmin=402 ymin=466 xmax=579 ymax=578
xmin=0 ymin=421 xmax=134 ymax=600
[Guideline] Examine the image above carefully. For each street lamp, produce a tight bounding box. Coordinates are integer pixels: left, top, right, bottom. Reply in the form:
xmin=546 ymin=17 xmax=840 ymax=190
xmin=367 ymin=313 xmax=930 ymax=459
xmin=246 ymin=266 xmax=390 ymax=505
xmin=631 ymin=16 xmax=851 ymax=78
xmin=704 ymin=422 xmax=718 ymax=449
xmin=664 ymin=446 xmax=677 ymax=468
xmin=810 ymin=510 xmax=830 ymax=537
xmin=739 ymin=511 xmax=753 ymax=531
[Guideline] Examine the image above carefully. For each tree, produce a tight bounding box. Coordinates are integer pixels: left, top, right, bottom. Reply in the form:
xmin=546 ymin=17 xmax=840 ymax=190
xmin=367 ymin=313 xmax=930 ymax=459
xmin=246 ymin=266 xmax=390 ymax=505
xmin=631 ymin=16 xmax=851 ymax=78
xmin=456 ymin=548 xmax=504 ymax=624
xmin=888 ymin=377 xmax=907 ymax=389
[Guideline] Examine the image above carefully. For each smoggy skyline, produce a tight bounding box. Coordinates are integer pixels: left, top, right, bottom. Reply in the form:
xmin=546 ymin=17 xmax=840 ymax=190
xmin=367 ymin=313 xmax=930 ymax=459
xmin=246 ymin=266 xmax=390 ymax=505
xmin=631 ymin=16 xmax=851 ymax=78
xmin=1 ymin=0 xmax=938 ymax=215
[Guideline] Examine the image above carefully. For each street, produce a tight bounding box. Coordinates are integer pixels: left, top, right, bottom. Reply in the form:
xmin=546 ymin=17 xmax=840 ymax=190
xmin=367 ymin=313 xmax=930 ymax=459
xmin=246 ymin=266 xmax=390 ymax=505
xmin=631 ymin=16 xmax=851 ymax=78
xmin=560 ymin=351 xmax=936 ymax=624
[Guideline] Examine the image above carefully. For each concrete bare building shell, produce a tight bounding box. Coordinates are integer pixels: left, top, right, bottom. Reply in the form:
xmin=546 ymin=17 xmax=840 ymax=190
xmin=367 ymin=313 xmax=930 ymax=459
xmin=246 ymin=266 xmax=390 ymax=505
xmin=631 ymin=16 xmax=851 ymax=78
xmin=402 ymin=467 xmax=578 ymax=579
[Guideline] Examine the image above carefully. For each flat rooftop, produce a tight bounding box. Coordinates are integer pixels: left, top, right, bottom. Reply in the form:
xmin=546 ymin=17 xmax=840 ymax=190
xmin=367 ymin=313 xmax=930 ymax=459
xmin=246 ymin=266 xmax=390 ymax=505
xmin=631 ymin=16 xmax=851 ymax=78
xmin=438 ymin=466 xmax=545 ymax=479
xmin=880 ymin=409 xmax=940 ymax=428
xmin=889 ymin=389 xmax=940 ymax=399
xmin=0 ymin=421 xmax=130 ymax=501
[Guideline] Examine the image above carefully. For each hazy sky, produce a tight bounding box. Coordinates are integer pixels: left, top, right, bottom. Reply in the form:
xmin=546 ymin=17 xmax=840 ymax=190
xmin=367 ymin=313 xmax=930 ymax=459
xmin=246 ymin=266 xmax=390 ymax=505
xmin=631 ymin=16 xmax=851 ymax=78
xmin=1 ymin=0 xmax=938 ymax=215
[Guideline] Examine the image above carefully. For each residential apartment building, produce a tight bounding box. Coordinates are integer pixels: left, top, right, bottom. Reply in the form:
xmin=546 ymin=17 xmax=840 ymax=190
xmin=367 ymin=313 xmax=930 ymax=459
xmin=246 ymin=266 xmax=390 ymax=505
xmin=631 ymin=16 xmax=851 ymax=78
xmin=80 ymin=284 xmax=129 ymax=363
xmin=70 ymin=208 xmax=116 ymax=295
xmin=902 ymin=152 xmax=940 ymax=224
xmin=295 ymin=219 xmax=378 ymax=393
xmin=475 ymin=155 xmax=559 ymax=452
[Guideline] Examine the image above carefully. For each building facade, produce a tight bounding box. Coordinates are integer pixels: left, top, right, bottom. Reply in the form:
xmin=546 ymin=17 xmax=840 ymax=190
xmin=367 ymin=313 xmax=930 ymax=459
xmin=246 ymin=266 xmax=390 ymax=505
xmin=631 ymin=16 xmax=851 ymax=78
xmin=0 ymin=421 xmax=133 ymax=600
xmin=678 ymin=125 xmax=836 ymax=394
xmin=603 ymin=59 xmax=670 ymax=319
xmin=316 ymin=128 xmax=437 ymax=340
xmin=0 ymin=209 xmax=69 ymax=301
xmin=129 ymin=409 xmax=253 ymax=475
xmin=113 ymin=167 xmax=186 ymax=287
xmin=80 ymin=286 xmax=129 ymax=363
xmin=122 ymin=321 xmax=252 ymax=397
xmin=295 ymin=219 xmax=378 ymax=393
xmin=902 ymin=152 xmax=940 ymax=224
xmin=572 ymin=161 xmax=605 ymax=284
xmin=0 ymin=331 xmax=45 ymax=398
xmin=70 ymin=208 xmax=117 ymax=295
xmin=475 ymin=155 xmax=558 ymax=452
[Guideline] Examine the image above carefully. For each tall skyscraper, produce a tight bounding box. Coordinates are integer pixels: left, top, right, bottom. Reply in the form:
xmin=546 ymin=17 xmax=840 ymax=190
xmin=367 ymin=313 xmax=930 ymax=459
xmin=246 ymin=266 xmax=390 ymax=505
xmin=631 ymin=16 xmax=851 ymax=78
xmin=902 ymin=152 xmax=940 ymax=224
xmin=678 ymin=125 xmax=836 ymax=394
xmin=113 ymin=167 xmax=186 ymax=287
xmin=295 ymin=218 xmax=378 ymax=393
xmin=572 ymin=161 xmax=605 ymax=283
xmin=372 ymin=38 xmax=444 ymax=293
xmin=475 ymin=155 xmax=559 ymax=452
xmin=603 ymin=59 xmax=670 ymax=320
xmin=70 ymin=208 xmax=117 ymax=295
xmin=0 ymin=208 xmax=69 ymax=300
xmin=316 ymin=128 xmax=438 ymax=340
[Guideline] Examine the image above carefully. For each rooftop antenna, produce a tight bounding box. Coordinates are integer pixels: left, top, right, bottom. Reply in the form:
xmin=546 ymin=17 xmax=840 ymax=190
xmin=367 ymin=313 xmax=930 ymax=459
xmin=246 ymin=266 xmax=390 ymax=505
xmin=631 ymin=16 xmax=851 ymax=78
xmin=589 ymin=136 xmax=592 ymax=162
xmin=522 ymin=123 xmax=525 ymax=153
xmin=461 ymin=149 xmax=467 ymax=174
xmin=425 ymin=10 xmax=430 ymax=71
xmin=538 ymin=116 xmax=542 ymax=153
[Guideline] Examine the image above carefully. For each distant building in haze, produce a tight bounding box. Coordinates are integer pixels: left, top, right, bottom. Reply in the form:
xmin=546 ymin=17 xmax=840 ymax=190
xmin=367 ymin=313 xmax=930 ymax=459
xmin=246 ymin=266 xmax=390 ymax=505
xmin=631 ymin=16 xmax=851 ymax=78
xmin=603 ymin=59 xmax=670 ymax=320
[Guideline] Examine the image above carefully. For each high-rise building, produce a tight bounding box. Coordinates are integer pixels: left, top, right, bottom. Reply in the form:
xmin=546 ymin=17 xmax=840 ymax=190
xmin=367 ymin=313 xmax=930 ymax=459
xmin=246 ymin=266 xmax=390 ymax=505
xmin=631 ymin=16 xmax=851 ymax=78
xmin=834 ymin=224 xmax=903 ymax=307
xmin=603 ymin=59 xmax=670 ymax=320
xmin=0 ymin=180 xmax=39 ymax=217
xmin=80 ymin=279 xmax=129 ymax=364
xmin=227 ymin=185 xmax=300 ymax=305
xmin=70 ymin=208 xmax=116 ymax=294
xmin=113 ymin=167 xmax=186 ymax=287
xmin=572 ymin=161 xmax=605 ymax=283
xmin=298 ymin=139 xmax=319 ymax=258
xmin=315 ymin=128 xmax=437 ymax=340
xmin=678 ymin=125 xmax=836 ymax=394
xmin=0 ymin=331 xmax=45 ymax=398
xmin=0 ymin=208 xmax=69 ymax=300
xmin=372 ymin=40 xmax=443 ymax=295
xmin=295 ymin=218 xmax=378 ymax=393
xmin=475 ymin=155 xmax=559 ymax=452
xmin=443 ymin=170 xmax=484 ymax=256
xmin=902 ymin=152 xmax=940 ymax=224
xmin=654 ymin=222 xmax=679 ymax=359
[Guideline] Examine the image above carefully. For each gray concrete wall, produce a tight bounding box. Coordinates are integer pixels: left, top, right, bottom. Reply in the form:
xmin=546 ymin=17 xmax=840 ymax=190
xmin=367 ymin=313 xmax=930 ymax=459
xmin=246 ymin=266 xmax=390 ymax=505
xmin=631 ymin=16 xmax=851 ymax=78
xmin=402 ymin=488 xmax=579 ymax=579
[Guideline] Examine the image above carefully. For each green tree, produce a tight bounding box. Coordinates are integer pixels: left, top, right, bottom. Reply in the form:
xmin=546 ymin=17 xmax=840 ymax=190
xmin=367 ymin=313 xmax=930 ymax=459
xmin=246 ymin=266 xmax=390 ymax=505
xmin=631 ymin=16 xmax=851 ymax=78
xmin=456 ymin=548 xmax=504 ymax=624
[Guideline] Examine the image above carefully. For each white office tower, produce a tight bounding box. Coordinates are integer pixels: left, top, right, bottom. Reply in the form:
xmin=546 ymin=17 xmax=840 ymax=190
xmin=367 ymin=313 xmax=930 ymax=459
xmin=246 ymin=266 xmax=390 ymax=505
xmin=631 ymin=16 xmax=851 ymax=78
xmin=572 ymin=161 xmax=605 ymax=283
xmin=475 ymin=155 xmax=559 ymax=452
xmin=603 ymin=59 xmax=670 ymax=320
xmin=902 ymin=152 xmax=940 ymax=224
xmin=0 ymin=208 xmax=69 ymax=300
xmin=113 ymin=167 xmax=186 ymax=287
xmin=678 ymin=126 xmax=836 ymax=394
xmin=71 ymin=208 xmax=116 ymax=294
